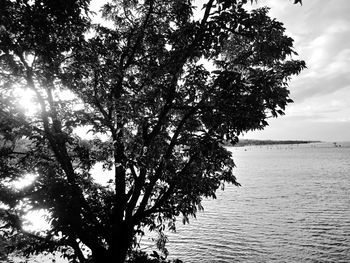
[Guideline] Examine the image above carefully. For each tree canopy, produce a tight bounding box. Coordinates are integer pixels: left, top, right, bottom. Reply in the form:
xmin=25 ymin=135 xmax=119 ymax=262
xmin=0 ymin=0 xmax=305 ymax=262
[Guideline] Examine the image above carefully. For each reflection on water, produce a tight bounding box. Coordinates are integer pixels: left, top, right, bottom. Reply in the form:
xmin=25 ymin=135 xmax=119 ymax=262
xmin=145 ymin=142 xmax=350 ymax=262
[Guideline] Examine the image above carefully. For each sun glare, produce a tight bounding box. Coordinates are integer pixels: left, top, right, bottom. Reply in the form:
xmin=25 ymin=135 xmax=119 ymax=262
xmin=13 ymin=87 xmax=40 ymax=116
xmin=12 ymin=173 xmax=38 ymax=189
xmin=6 ymin=174 xmax=51 ymax=233
xmin=23 ymin=209 xmax=51 ymax=232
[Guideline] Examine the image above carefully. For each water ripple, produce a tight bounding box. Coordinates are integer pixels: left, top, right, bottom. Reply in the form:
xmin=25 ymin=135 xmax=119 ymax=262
xmin=158 ymin=145 xmax=350 ymax=262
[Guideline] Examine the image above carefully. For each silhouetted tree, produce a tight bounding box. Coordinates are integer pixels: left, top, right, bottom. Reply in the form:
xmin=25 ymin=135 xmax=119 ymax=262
xmin=0 ymin=0 xmax=305 ymax=262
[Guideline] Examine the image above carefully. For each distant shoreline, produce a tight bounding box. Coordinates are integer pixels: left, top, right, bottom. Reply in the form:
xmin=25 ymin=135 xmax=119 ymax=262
xmin=232 ymin=139 xmax=321 ymax=147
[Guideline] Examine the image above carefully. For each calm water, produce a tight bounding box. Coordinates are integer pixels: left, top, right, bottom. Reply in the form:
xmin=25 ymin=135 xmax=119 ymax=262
xmin=13 ymin=143 xmax=350 ymax=263
xmin=146 ymin=142 xmax=350 ymax=262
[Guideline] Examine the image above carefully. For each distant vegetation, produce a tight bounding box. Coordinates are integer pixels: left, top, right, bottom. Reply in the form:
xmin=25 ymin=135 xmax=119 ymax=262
xmin=233 ymin=139 xmax=320 ymax=147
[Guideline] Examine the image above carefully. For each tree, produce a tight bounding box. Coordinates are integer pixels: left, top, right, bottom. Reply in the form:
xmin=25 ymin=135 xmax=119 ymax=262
xmin=0 ymin=235 xmax=8 ymax=260
xmin=0 ymin=0 xmax=305 ymax=262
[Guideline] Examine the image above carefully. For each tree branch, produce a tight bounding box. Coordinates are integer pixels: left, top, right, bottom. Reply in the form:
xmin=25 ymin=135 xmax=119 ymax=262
xmin=134 ymin=108 xmax=198 ymax=219
xmin=134 ymin=152 xmax=199 ymax=222
xmin=122 ymin=0 xmax=154 ymax=70
xmin=16 ymin=50 xmax=106 ymax=251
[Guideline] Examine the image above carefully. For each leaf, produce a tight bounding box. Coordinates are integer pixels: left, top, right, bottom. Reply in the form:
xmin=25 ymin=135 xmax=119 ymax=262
xmin=294 ymin=0 xmax=303 ymax=6
xmin=0 ymin=0 xmax=305 ymax=260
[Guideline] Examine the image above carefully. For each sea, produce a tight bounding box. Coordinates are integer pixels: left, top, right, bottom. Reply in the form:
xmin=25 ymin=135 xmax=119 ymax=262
xmin=143 ymin=142 xmax=350 ymax=263
xmin=12 ymin=142 xmax=350 ymax=262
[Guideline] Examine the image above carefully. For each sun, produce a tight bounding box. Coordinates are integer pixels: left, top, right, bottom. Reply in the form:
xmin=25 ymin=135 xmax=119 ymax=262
xmin=13 ymin=87 xmax=41 ymax=116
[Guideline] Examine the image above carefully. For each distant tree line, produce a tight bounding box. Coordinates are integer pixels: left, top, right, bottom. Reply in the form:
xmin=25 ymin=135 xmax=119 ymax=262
xmin=232 ymin=139 xmax=320 ymax=147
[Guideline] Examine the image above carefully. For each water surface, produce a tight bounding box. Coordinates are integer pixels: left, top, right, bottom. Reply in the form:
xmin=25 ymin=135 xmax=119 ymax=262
xmin=153 ymin=143 xmax=350 ymax=262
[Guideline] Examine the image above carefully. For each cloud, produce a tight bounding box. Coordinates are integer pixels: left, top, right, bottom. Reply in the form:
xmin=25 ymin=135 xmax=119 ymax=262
xmin=255 ymin=0 xmax=350 ymax=94
xmin=248 ymin=0 xmax=350 ymax=141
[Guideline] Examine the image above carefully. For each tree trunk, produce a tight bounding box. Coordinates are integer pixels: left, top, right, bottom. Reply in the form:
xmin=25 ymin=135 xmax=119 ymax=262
xmin=92 ymin=252 xmax=111 ymax=263
xmin=112 ymin=246 xmax=129 ymax=263
xmin=106 ymin=223 xmax=134 ymax=263
xmin=91 ymin=242 xmax=130 ymax=263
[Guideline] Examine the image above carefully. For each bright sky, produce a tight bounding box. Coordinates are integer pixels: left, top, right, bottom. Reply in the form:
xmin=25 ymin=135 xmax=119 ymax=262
xmin=244 ymin=0 xmax=350 ymax=142
xmin=20 ymin=0 xmax=349 ymax=142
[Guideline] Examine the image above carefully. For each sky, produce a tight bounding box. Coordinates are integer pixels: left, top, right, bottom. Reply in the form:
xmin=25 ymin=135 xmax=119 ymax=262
xmin=59 ymin=0 xmax=350 ymax=142
xmin=244 ymin=0 xmax=350 ymax=142
xmin=90 ymin=0 xmax=350 ymax=142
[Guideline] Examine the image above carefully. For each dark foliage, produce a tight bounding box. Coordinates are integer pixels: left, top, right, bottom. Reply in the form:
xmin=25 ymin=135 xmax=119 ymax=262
xmin=0 ymin=0 xmax=305 ymax=262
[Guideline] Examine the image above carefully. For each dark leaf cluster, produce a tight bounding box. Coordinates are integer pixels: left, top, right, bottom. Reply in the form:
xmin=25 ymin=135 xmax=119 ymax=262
xmin=0 ymin=0 xmax=305 ymax=262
